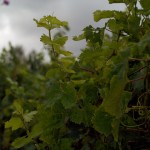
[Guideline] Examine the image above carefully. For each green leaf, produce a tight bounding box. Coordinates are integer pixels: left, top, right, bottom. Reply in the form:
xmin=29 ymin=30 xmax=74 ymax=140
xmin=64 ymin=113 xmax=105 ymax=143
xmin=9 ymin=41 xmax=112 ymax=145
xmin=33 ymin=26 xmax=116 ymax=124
xmin=33 ymin=18 xmax=51 ymax=30
xmin=128 ymin=15 xmax=140 ymax=34
xmin=12 ymin=136 xmax=32 ymax=148
xmin=101 ymin=58 xmax=129 ymax=118
xmin=29 ymin=123 xmax=43 ymax=138
xmin=36 ymin=104 xmax=65 ymax=133
xmin=92 ymin=107 xmax=113 ymax=136
xmin=44 ymin=15 xmax=68 ymax=29
xmin=103 ymin=75 xmax=128 ymax=118
xmin=13 ymin=101 xmax=23 ymax=114
xmin=23 ymin=111 xmax=37 ymax=123
xmin=108 ymin=19 xmax=124 ymax=32
xmin=40 ymin=35 xmax=70 ymax=56
xmin=58 ymin=138 xmax=73 ymax=150
xmin=60 ymin=58 xmax=76 ymax=73
xmin=73 ymin=33 xmax=85 ymax=41
xmin=79 ymin=48 xmax=106 ymax=71
xmin=140 ymin=0 xmax=150 ymax=10
xmin=108 ymin=0 xmax=126 ymax=3
xmin=46 ymin=81 xmax=76 ymax=108
xmin=34 ymin=15 xmax=68 ymax=30
xmin=61 ymin=83 xmax=77 ymax=109
xmin=64 ymin=68 xmax=76 ymax=74
xmin=83 ymin=25 xmax=94 ymax=41
xmin=139 ymin=31 xmax=150 ymax=51
xmin=93 ymin=10 xmax=115 ymax=22
xmin=79 ymin=81 xmax=99 ymax=104
xmin=46 ymin=82 xmax=62 ymax=106
xmin=58 ymin=50 xmax=72 ymax=56
xmin=53 ymin=36 xmax=68 ymax=46
xmin=60 ymin=58 xmax=74 ymax=66
xmin=92 ymin=108 xmax=121 ymax=140
xmin=121 ymin=91 xmax=132 ymax=112
xmin=70 ymin=105 xmax=95 ymax=126
xmin=71 ymin=79 xmax=86 ymax=85
xmin=70 ymin=107 xmax=84 ymax=124
xmin=111 ymin=119 xmax=120 ymax=142
xmin=40 ymin=34 xmax=52 ymax=45
xmin=5 ymin=117 xmax=23 ymax=131
xmin=46 ymin=68 xmax=63 ymax=79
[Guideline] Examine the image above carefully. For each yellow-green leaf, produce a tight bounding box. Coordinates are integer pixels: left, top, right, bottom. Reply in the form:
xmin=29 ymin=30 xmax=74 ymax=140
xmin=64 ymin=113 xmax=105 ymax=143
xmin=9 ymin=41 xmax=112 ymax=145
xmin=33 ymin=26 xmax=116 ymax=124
xmin=103 ymin=75 xmax=127 ymax=117
xmin=12 ymin=136 xmax=32 ymax=148
xmin=5 ymin=117 xmax=23 ymax=131
xmin=93 ymin=10 xmax=115 ymax=22
xmin=23 ymin=111 xmax=37 ymax=123
xmin=140 ymin=0 xmax=150 ymax=10
xmin=13 ymin=101 xmax=23 ymax=114
xmin=58 ymin=50 xmax=72 ymax=56
xmin=92 ymin=107 xmax=113 ymax=136
xmin=53 ymin=36 xmax=68 ymax=46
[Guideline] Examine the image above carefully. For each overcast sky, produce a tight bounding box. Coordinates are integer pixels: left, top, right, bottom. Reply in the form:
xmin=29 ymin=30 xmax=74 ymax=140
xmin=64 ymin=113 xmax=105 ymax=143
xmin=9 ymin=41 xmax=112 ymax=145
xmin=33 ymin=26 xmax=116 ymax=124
xmin=0 ymin=0 xmax=125 ymax=55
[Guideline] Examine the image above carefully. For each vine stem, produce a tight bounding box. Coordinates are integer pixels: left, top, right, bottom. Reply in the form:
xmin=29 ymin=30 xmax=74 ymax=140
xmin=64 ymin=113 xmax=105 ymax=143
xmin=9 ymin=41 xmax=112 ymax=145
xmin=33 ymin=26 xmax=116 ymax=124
xmin=128 ymin=105 xmax=150 ymax=110
xmin=128 ymin=76 xmax=145 ymax=83
xmin=48 ymin=29 xmax=56 ymax=58
xmin=128 ymin=57 xmax=147 ymax=62
xmin=138 ymin=91 xmax=150 ymax=102
xmin=128 ymin=63 xmax=150 ymax=77
xmin=79 ymin=66 xmax=96 ymax=74
xmin=122 ymin=127 xmax=149 ymax=133
xmin=121 ymin=121 xmax=145 ymax=128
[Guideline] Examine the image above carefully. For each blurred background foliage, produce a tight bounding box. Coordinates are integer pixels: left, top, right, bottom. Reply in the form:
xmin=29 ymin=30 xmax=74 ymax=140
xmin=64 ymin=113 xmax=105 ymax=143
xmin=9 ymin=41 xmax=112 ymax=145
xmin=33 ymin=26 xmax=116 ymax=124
xmin=0 ymin=43 xmax=49 ymax=149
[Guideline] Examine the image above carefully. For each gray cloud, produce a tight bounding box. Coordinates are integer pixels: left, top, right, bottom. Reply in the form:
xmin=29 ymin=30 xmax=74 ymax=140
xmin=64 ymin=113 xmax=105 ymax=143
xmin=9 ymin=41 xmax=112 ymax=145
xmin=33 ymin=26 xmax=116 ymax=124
xmin=0 ymin=0 xmax=125 ymax=55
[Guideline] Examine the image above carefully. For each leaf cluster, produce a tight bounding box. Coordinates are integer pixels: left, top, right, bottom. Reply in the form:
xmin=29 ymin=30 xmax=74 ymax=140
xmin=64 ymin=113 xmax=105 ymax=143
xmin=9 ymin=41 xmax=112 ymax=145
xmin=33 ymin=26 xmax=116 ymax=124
xmin=2 ymin=0 xmax=150 ymax=150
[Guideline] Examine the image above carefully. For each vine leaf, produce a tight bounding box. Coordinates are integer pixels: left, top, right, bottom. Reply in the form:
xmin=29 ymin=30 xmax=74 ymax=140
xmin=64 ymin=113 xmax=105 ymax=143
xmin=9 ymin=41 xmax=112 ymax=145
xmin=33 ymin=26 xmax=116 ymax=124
xmin=70 ymin=105 xmax=95 ymax=126
xmin=108 ymin=18 xmax=125 ymax=33
xmin=111 ymin=119 xmax=120 ymax=142
xmin=47 ymin=82 xmax=76 ymax=108
xmin=71 ymin=80 xmax=86 ymax=85
xmin=41 ymin=35 xmax=68 ymax=46
xmin=5 ymin=117 xmax=23 ymax=131
xmin=60 ymin=58 xmax=76 ymax=73
xmin=13 ymin=101 xmax=23 ymax=114
xmin=33 ymin=18 xmax=51 ymax=30
xmin=23 ymin=111 xmax=37 ymax=123
xmin=73 ymin=33 xmax=85 ymax=41
xmin=128 ymin=15 xmax=140 ymax=34
xmin=108 ymin=0 xmax=127 ymax=3
xmin=46 ymin=68 xmax=63 ymax=79
xmin=92 ymin=107 xmax=113 ymax=136
xmin=33 ymin=15 xmax=68 ymax=30
xmin=40 ymin=34 xmax=52 ymax=45
xmin=35 ymin=104 xmax=65 ymax=134
xmin=46 ymin=82 xmax=62 ymax=106
xmin=103 ymin=75 xmax=127 ymax=118
xmin=70 ymin=107 xmax=84 ymax=124
xmin=40 ymin=35 xmax=71 ymax=56
xmin=29 ymin=123 xmax=43 ymax=138
xmin=139 ymin=31 xmax=150 ymax=51
xmin=12 ymin=136 xmax=32 ymax=148
xmin=140 ymin=0 xmax=150 ymax=10
xmin=59 ymin=50 xmax=72 ymax=56
xmin=93 ymin=10 xmax=115 ymax=22
xmin=53 ymin=36 xmax=68 ymax=46
xmin=101 ymin=57 xmax=129 ymax=118
xmin=58 ymin=138 xmax=73 ymax=150
xmin=61 ymin=83 xmax=77 ymax=109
